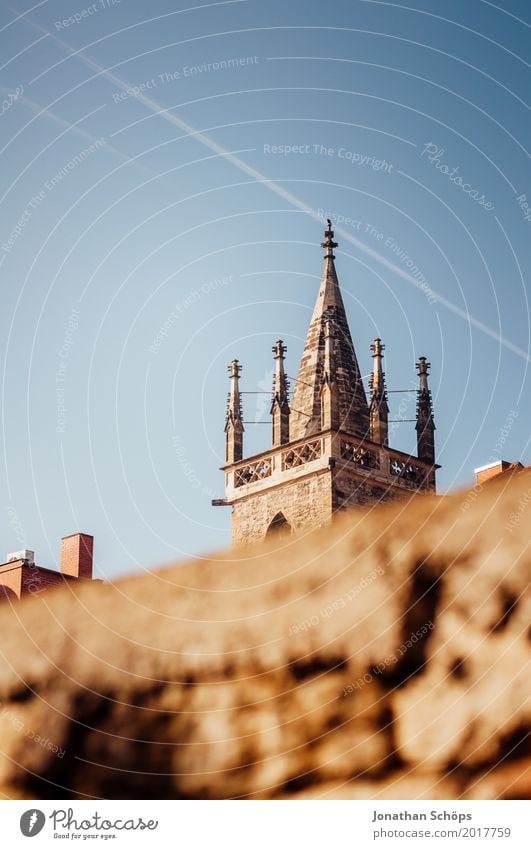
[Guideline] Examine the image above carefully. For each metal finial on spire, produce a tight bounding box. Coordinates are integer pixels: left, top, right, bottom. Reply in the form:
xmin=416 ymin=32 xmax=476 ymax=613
xmin=228 ymin=358 xmax=242 ymax=380
xmin=371 ymin=337 xmax=385 ymax=362
xmin=272 ymin=339 xmax=287 ymax=361
xmin=321 ymin=218 xmax=338 ymax=259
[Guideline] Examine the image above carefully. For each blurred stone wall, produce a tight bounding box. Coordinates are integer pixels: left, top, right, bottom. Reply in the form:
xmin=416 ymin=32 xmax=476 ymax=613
xmin=0 ymin=472 xmax=529 ymax=800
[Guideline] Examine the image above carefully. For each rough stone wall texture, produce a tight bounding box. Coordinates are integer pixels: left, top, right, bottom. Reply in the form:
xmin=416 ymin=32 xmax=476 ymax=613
xmin=332 ymin=470 xmax=404 ymax=511
xmin=0 ymin=471 xmax=529 ymax=800
xmin=231 ymin=472 xmax=333 ymax=544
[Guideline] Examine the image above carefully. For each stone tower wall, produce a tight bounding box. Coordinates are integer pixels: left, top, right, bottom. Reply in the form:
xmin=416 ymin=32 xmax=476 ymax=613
xmin=231 ymin=472 xmax=333 ymax=545
xmin=332 ymin=469 xmax=409 ymax=512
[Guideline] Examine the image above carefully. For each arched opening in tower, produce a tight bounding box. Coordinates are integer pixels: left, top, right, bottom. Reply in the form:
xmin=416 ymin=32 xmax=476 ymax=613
xmin=0 ymin=584 xmax=19 ymax=603
xmin=266 ymin=512 xmax=292 ymax=538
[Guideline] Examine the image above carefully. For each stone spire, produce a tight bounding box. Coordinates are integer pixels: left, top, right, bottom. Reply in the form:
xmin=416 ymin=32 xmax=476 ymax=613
xmin=290 ymin=220 xmax=370 ymax=440
xmin=415 ymin=357 xmax=435 ymax=464
xmin=270 ymin=339 xmax=290 ymax=446
xmin=320 ymin=309 xmax=340 ymax=430
xmin=369 ymin=337 xmax=389 ymax=446
xmin=225 ymin=359 xmax=244 ymax=463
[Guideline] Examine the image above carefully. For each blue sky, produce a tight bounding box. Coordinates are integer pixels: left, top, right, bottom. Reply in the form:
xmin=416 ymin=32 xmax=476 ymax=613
xmin=0 ymin=0 xmax=529 ymax=579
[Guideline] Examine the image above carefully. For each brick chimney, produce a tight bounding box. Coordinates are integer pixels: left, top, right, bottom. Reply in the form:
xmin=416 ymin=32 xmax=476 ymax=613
xmin=474 ymin=460 xmax=512 ymax=486
xmin=60 ymin=533 xmax=93 ymax=579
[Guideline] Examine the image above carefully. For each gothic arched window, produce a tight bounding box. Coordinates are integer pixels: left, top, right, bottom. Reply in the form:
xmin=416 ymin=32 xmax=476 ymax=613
xmin=266 ymin=512 xmax=291 ymax=537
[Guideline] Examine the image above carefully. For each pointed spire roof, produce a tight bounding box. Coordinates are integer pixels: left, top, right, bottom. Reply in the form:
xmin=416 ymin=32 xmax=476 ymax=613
xmin=270 ymin=340 xmax=290 ymax=446
xmin=290 ymin=222 xmax=370 ymax=440
xmin=225 ymin=359 xmax=244 ymax=431
xmin=415 ymin=357 xmax=436 ymax=465
xmin=369 ymin=337 xmax=389 ymax=446
xmin=309 ymin=219 xmax=344 ymax=320
xmin=369 ymin=338 xmax=389 ymax=411
xmin=270 ymin=340 xmax=290 ymax=411
xmin=225 ymin=358 xmax=244 ymax=463
xmin=415 ymin=357 xmax=435 ymax=430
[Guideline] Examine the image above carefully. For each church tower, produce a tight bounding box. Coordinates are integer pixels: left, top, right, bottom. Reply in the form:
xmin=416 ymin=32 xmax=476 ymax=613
xmin=214 ymin=222 xmax=438 ymax=545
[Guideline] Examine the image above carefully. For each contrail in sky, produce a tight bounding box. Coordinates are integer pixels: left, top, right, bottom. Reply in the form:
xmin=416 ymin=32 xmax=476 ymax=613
xmin=12 ymin=8 xmax=531 ymax=364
